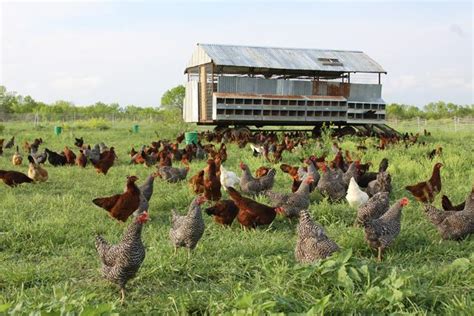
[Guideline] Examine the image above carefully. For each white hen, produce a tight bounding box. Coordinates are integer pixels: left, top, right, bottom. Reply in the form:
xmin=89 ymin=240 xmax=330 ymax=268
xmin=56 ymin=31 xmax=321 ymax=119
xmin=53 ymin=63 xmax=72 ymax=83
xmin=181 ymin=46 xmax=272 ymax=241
xmin=220 ymin=165 xmax=240 ymax=190
xmin=346 ymin=177 xmax=369 ymax=208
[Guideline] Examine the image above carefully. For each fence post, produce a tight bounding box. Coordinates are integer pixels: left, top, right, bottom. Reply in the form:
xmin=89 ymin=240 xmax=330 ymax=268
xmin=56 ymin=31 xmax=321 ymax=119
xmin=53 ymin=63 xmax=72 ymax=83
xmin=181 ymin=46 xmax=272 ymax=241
xmin=454 ymin=116 xmax=457 ymax=132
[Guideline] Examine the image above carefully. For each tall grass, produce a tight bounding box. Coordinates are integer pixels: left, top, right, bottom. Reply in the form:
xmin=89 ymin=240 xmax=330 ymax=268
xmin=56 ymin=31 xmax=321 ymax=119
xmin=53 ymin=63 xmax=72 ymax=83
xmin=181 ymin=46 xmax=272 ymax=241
xmin=0 ymin=121 xmax=473 ymax=314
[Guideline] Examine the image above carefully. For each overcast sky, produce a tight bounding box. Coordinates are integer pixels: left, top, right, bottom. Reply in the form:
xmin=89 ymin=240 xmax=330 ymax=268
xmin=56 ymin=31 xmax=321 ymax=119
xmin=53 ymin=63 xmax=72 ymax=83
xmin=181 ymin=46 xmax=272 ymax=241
xmin=1 ymin=1 xmax=472 ymax=107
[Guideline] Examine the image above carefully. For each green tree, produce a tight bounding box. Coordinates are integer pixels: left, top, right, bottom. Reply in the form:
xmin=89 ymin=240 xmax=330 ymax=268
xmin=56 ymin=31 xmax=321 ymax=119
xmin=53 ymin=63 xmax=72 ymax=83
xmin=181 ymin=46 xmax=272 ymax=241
xmin=160 ymin=85 xmax=185 ymax=109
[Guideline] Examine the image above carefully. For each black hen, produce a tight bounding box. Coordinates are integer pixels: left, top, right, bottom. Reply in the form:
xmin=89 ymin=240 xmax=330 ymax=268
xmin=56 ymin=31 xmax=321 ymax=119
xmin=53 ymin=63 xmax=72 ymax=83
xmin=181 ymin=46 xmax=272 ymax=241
xmin=45 ymin=148 xmax=67 ymax=166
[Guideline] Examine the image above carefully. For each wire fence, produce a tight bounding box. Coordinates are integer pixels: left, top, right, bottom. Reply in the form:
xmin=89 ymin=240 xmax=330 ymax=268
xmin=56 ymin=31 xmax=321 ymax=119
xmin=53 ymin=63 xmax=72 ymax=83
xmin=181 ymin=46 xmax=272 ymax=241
xmin=0 ymin=112 xmax=165 ymax=124
xmin=388 ymin=117 xmax=474 ymax=132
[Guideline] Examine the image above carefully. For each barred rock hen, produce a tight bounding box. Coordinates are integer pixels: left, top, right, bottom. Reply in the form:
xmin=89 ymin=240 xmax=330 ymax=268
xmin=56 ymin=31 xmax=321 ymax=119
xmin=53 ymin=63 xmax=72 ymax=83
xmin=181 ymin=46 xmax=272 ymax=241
xmin=169 ymin=196 xmax=207 ymax=253
xmin=364 ymin=198 xmax=409 ymax=261
xmin=85 ymin=144 xmax=101 ymax=164
xmin=227 ymin=187 xmax=277 ymax=228
xmin=297 ymin=159 xmax=320 ymax=192
xmin=423 ymin=188 xmax=474 ymax=240
xmin=95 ymin=212 xmax=149 ymax=303
xmin=405 ymin=163 xmax=443 ymax=203
xmin=316 ymin=164 xmax=346 ymax=201
xmin=205 ymin=199 xmax=239 ymax=226
xmin=239 ymin=162 xmax=276 ymax=195
xmin=356 ymin=192 xmax=390 ymax=226
xmin=342 ymin=161 xmax=360 ymax=187
xmin=266 ymin=175 xmax=314 ymax=219
xmin=0 ymin=170 xmax=33 ymax=187
xmin=93 ymin=176 xmax=141 ymax=222
xmin=295 ymin=209 xmax=339 ymax=263
xmin=367 ymin=171 xmax=392 ymax=197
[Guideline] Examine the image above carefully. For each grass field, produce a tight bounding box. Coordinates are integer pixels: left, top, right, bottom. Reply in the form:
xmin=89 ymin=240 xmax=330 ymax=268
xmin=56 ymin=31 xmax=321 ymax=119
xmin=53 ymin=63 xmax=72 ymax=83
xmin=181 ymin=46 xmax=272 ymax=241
xmin=0 ymin=120 xmax=473 ymax=315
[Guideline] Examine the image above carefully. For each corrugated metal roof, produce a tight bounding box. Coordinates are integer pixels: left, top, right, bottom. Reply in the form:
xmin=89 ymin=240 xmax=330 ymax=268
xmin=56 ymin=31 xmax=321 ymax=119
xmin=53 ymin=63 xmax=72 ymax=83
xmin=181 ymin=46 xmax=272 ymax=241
xmin=186 ymin=43 xmax=386 ymax=74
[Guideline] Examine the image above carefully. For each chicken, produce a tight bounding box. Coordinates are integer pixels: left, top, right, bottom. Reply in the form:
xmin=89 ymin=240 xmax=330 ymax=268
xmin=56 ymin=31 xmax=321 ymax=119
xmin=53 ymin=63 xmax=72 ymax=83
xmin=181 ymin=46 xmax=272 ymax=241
xmin=266 ymin=175 xmax=314 ymax=219
xmin=32 ymin=150 xmax=47 ymax=164
xmin=297 ymin=159 xmax=320 ymax=192
xmin=189 ymin=170 xmax=205 ymax=194
xmin=280 ymin=163 xmax=299 ymax=179
xmin=0 ymin=170 xmax=33 ymax=187
xmin=4 ymin=136 xmax=14 ymax=149
xmin=75 ymin=149 xmax=88 ymax=168
xmin=139 ymin=172 xmax=158 ymax=202
xmin=95 ymin=212 xmax=149 ymax=303
xmin=316 ymin=164 xmax=346 ymax=201
xmin=441 ymin=195 xmax=465 ymax=211
xmin=367 ymin=171 xmax=392 ymax=197
xmin=220 ymin=165 xmax=240 ymax=190
xmin=93 ymin=147 xmax=117 ymax=175
xmin=63 ymin=146 xmax=76 ymax=165
xmin=0 ymin=139 xmax=3 ymax=156
xmin=27 ymin=155 xmax=48 ymax=182
xmin=45 ymin=148 xmax=67 ymax=166
xmin=423 ymin=201 xmax=474 ymax=240
xmin=405 ymin=163 xmax=443 ymax=203
xmin=157 ymin=160 xmax=189 ymax=183
xmin=355 ymin=191 xmax=390 ymax=226
xmin=227 ymin=187 xmax=277 ymax=228
xmin=169 ymin=196 xmax=207 ymax=253
xmin=239 ymin=163 xmax=276 ymax=195
xmin=295 ymin=209 xmax=339 ymax=263
xmin=250 ymin=144 xmax=264 ymax=157
xmin=357 ymin=158 xmax=388 ymax=188
xmin=99 ymin=142 xmax=109 ymax=153
xmin=342 ymin=161 xmax=360 ymax=188
xmin=255 ymin=166 xmax=271 ymax=178
xmin=363 ymin=198 xmax=409 ymax=261
xmin=84 ymin=144 xmax=101 ymax=164
xmin=74 ymin=137 xmax=84 ymax=148
xmin=92 ymin=175 xmax=141 ymax=222
xmin=346 ymin=177 xmax=369 ymax=208
xmin=11 ymin=146 xmax=23 ymax=166
xmin=205 ymin=199 xmax=239 ymax=226
xmin=204 ymin=159 xmax=221 ymax=201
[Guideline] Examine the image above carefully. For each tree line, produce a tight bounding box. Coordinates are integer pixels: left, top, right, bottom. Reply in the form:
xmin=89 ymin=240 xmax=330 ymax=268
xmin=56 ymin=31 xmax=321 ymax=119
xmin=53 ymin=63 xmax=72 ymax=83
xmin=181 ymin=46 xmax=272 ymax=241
xmin=1 ymin=85 xmax=472 ymax=120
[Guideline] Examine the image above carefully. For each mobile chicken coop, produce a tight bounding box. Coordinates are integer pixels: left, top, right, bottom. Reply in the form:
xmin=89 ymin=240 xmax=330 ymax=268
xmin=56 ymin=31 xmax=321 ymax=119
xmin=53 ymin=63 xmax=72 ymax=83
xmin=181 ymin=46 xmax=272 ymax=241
xmin=183 ymin=43 xmax=393 ymax=133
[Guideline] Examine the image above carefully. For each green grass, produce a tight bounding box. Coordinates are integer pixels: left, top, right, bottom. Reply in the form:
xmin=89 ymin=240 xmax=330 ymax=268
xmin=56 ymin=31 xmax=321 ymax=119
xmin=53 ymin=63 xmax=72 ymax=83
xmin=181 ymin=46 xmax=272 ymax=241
xmin=0 ymin=120 xmax=473 ymax=315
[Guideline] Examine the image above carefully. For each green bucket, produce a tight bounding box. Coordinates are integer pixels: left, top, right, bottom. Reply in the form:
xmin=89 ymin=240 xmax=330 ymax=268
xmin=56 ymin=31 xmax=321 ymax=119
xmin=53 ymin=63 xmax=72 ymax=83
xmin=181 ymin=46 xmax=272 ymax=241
xmin=54 ymin=126 xmax=62 ymax=135
xmin=132 ymin=124 xmax=139 ymax=133
xmin=185 ymin=131 xmax=198 ymax=145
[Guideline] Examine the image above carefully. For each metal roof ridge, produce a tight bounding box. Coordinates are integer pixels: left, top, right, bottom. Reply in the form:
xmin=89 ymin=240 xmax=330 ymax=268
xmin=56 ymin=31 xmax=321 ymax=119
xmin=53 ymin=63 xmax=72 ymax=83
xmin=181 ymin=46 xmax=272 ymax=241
xmin=197 ymin=43 xmax=364 ymax=54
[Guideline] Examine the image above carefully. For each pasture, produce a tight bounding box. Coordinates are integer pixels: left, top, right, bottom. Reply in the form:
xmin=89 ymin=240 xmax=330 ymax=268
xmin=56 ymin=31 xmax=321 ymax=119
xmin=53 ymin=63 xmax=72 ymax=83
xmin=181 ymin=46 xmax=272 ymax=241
xmin=0 ymin=120 xmax=473 ymax=315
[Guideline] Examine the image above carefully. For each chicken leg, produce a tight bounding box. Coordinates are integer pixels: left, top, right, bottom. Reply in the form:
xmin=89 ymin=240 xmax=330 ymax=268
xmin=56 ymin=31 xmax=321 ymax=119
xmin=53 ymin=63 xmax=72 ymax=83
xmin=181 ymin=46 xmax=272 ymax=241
xmin=120 ymin=287 xmax=126 ymax=304
xmin=377 ymin=247 xmax=383 ymax=262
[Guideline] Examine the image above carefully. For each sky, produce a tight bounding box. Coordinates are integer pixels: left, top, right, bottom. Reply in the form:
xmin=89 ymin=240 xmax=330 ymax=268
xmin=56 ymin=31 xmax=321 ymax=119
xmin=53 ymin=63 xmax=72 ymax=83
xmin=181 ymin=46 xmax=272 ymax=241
xmin=1 ymin=0 xmax=472 ymax=107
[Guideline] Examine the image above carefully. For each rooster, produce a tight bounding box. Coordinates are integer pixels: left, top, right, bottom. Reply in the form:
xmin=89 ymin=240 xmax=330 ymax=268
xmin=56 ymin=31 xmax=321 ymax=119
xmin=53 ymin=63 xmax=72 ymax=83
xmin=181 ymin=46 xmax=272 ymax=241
xmin=95 ymin=211 xmax=149 ymax=303
xmin=93 ymin=176 xmax=141 ymax=222
xmin=405 ymin=163 xmax=443 ymax=203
